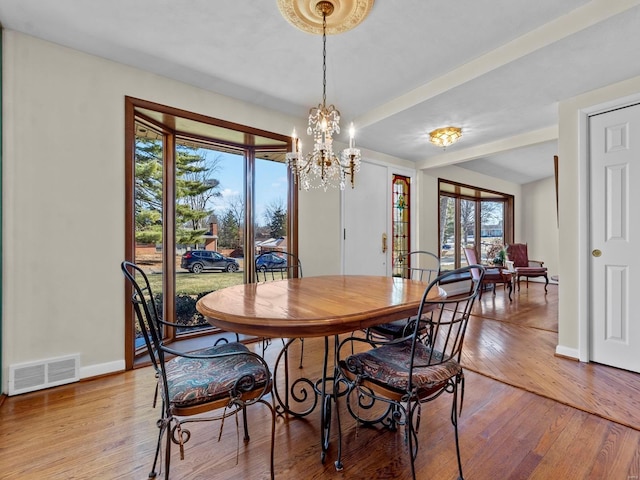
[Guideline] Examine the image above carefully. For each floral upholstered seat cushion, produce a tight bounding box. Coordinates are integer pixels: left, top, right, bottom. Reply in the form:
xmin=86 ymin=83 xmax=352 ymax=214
xmin=344 ymin=339 xmax=461 ymax=393
xmin=370 ymin=316 xmax=427 ymax=339
xmin=372 ymin=319 xmax=408 ymax=337
xmin=164 ymin=342 xmax=269 ymax=408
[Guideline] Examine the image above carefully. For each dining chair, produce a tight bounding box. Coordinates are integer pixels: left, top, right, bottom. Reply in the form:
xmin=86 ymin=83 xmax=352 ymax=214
xmin=255 ymin=251 xmax=306 ymax=368
xmin=121 ymin=261 xmax=275 ymax=480
xmin=255 ymin=251 xmax=303 ymax=282
xmin=397 ymin=250 xmax=441 ymax=282
xmin=337 ymin=265 xmax=485 ymax=480
xmin=367 ymin=250 xmax=441 ymax=341
xmin=463 ymin=246 xmax=512 ymax=301
xmin=506 ymin=243 xmax=549 ymax=293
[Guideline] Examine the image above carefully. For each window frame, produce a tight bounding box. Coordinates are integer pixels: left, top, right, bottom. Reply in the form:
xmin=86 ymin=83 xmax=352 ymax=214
xmin=438 ymin=179 xmax=514 ymax=269
xmin=124 ymin=96 xmax=296 ymax=369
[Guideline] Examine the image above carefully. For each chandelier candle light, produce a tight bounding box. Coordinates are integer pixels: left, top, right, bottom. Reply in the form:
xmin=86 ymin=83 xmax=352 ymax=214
xmin=286 ymin=1 xmax=361 ymax=190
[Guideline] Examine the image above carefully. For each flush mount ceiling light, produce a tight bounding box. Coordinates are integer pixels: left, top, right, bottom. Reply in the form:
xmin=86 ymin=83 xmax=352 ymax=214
xmin=282 ymin=0 xmax=372 ymax=190
xmin=429 ymin=126 xmax=463 ymax=149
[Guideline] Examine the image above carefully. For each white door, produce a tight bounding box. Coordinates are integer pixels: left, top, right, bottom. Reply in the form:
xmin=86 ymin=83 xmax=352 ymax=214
xmin=589 ymin=102 xmax=640 ymax=372
xmin=342 ymin=161 xmax=388 ymax=275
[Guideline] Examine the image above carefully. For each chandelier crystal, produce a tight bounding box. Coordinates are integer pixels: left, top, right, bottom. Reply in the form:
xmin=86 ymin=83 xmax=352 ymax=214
xmin=286 ymin=1 xmax=361 ymax=190
xmin=429 ymin=126 xmax=463 ymax=149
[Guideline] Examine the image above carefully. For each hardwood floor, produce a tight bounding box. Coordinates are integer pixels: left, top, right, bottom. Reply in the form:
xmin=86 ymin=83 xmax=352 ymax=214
xmin=465 ymin=283 xmax=640 ymax=431
xmin=2 ymin=283 xmax=640 ymax=479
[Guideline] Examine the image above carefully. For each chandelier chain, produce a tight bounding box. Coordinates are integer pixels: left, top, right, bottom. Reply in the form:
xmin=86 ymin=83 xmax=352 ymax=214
xmin=322 ymin=12 xmax=327 ymax=108
xmin=285 ymin=1 xmax=361 ymax=190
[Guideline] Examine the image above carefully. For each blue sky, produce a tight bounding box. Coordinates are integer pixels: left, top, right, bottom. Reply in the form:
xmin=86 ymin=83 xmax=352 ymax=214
xmin=206 ymin=151 xmax=288 ymax=227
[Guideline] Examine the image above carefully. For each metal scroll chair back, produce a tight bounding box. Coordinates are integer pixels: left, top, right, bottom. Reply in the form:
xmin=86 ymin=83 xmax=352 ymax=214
xmin=255 ymin=251 xmax=302 ymax=282
xmin=121 ymin=261 xmax=275 ymax=480
xmin=123 ymin=262 xmax=166 ymax=377
xmin=368 ymin=250 xmax=441 ymax=340
xmin=338 ymin=265 xmax=485 ymax=480
xmin=408 ymin=266 xmax=482 ymax=372
xmin=397 ymin=250 xmax=440 ymax=283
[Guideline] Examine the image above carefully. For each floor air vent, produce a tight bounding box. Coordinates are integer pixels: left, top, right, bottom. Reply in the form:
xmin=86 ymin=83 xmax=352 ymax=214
xmin=9 ymin=354 xmax=80 ymax=395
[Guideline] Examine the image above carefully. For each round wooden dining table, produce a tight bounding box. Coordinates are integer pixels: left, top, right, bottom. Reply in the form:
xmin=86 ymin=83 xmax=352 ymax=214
xmin=196 ymin=274 xmax=444 ymax=469
xmin=195 ymin=274 xmax=443 ymax=338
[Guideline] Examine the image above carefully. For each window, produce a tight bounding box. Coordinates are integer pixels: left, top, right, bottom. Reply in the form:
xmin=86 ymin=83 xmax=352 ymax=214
xmin=392 ymin=175 xmax=411 ymax=276
xmin=439 ymin=179 xmax=513 ymax=270
xmin=125 ymin=97 xmax=294 ymax=368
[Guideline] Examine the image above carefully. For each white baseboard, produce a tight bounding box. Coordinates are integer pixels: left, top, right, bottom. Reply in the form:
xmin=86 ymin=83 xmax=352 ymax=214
xmin=555 ymin=345 xmax=579 ymax=360
xmin=441 ymin=281 xmax=471 ymax=296
xmin=516 ymin=277 xmax=558 ymax=285
xmin=80 ymin=359 xmax=126 ymax=380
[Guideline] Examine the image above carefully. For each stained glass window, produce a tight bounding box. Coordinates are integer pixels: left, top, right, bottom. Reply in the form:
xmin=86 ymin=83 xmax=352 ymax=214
xmin=392 ymin=175 xmax=410 ymax=276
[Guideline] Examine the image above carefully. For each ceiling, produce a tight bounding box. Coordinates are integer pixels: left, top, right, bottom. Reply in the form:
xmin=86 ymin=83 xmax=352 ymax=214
xmin=2 ymin=0 xmax=640 ymax=184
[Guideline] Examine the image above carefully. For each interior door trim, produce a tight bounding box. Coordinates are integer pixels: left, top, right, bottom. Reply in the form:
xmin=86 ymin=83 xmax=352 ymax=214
xmin=578 ymin=92 xmax=640 ymax=363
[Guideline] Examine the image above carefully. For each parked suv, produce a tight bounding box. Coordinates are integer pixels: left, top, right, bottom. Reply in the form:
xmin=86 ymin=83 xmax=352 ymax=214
xmin=180 ymin=250 xmax=239 ymax=274
xmin=255 ymin=252 xmax=287 ymax=271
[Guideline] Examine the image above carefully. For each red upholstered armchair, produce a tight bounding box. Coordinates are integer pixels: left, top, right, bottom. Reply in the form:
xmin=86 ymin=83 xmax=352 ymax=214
xmin=463 ymin=247 xmax=512 ymax=301
xmin=505 ymin=243 xmax=548 ymax=293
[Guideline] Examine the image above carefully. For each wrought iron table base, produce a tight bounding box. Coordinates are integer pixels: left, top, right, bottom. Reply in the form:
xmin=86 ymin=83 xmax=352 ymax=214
xmin=272 ymin=335 xmax=346 ymax=470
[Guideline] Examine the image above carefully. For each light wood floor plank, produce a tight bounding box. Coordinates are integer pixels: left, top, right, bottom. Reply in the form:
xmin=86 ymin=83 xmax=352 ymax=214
xmin=2 ymin=282 xmax=640 ymax=479
xmin=463 ymin=283 xmax=640 ymax=431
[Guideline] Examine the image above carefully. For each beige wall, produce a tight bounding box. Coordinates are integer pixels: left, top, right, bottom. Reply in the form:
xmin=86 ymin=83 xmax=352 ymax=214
xmin=1 ymin=30 xmax=342 ymax=386
xmin=557 ymin=74 xmax=640 ymax=358
xmin=300 ymin=148 xmax=415 ymax=276
xmin=521 ymin=176 xmax=559 ymax=279
xmin=418 ymin=164 xmax=524 ymax=253
xmin=298 ymin=188 xmax=341 ymax=275
xmin=1 ymin=27 xmax=589 ymax=391
xmin=1 ymin=30 xmax=416 ymax=386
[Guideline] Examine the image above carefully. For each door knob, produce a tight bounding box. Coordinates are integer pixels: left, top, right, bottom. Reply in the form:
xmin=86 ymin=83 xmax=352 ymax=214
xmin=382 ymin=233 xmax=387 ymax=253
xmin=592 ymin=249 xmax=602 ymax=257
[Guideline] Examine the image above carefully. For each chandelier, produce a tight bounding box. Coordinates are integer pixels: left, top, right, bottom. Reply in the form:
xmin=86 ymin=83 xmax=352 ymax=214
xmin=428 ymin=126 xmax=463 ymax=149
xmin=286 ymin=1 xmax=361 ymax=190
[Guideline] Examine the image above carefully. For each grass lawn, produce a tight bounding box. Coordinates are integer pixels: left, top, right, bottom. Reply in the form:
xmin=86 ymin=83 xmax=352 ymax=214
xmin=146 ymin=270 xmax=245 ymax=295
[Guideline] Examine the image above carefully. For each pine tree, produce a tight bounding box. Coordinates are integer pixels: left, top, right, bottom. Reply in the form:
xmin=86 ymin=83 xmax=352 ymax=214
xmin=264 ymin=198 xmax=287 ymax=238
xmin=218 ymin=210 xmax=240 ymax=248
xmin=134 ymin=138 xmax=220 ymax=247
xmin=134 ymin=138 xmax=163 ymax=244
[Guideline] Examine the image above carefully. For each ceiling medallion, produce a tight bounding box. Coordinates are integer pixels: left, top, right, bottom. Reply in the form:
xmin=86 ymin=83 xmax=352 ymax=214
xmin=277 ymin=0 xmax=375 ymax=35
